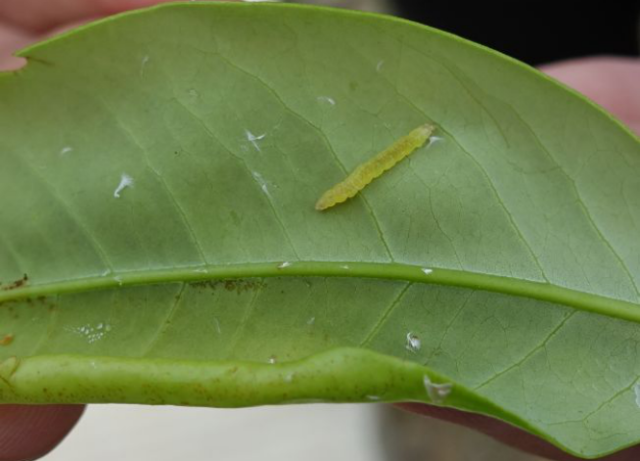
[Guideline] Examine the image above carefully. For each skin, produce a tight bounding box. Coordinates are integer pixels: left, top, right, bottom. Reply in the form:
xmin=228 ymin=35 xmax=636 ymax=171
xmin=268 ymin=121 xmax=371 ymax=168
xmin=0 ymin=2 xmax=638 ymax=459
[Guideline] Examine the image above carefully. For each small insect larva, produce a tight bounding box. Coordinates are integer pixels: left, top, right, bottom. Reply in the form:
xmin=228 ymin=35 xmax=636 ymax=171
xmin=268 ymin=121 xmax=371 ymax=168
xmin=315 ymin=123 xmax=436 ymax=211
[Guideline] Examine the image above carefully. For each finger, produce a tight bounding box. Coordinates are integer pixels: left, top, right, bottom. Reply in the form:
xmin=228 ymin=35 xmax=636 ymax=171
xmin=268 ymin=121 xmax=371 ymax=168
xmin=0 ymin=0 xmax=178 ymax=33
xmin=0 ymin=405 xmax=85 ymax=461
xmin=398 ymin=403 xmax=640 ymax=461
xmin=0 ymin=16 xmax=99 ymax=71
xmin=0 ymin=20 xmax=33 ymax=71
xmin=540 ymin=56 xmax=640 ymax=134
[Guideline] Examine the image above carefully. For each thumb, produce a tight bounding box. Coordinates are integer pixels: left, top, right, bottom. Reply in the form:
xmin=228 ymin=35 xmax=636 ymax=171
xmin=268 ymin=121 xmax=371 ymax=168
xmin=0 ymin=405 xmax=85 ymax=461
xmin=539 ymin=56 xmax=640 ymax=135
xmin=0 ymin=0 xmax=178 ymax=32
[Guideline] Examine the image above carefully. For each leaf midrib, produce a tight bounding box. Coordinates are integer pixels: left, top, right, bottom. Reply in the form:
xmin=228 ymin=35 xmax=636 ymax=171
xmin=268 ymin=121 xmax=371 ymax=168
xmin=1 ymin=261 xmax=638 ymax=323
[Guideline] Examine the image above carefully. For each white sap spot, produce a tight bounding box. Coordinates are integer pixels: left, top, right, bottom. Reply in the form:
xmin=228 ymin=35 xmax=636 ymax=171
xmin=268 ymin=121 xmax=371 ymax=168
xmin=634 ymin=381 xmax=640 ymax=408
xmin=59 ymin=146 xmax=73 ymax=156
xmin=193 ymin=268 xmax=209 ymax=274
xmin=341 ymin=265 xmax=350 ymax=270
xmin=278 ymin=261 xmax=292 ymax=269
xmin=252 ymin=171 xmax=271 ymax=197
xmin=406 ymin=332 xmax=421 ymax=353
xmin=427 ymin=136 xmax=444 ymax=148
xmin=246 ymin=130 xmax=266 ymax=152
xmin=317 ymin=96 xmax=336 ymax=106
xmin=422 ymin=268 xmax=433 ymax=275
xmin=423 ymin=375 xmax=453 ymax=404
xmin=366 ymin=395 xmax=381 ymax=401
xmin=376 ymin=60 xmax=384 ymax=73
xmin=213 ymin=317 xmax=222 ymax=334
xmin=307 ymin=317 xmax=315 ymax=325
xmin=284 ymin=372 xmax=295 ymax=383
xmin=113 ymin=173 xmax=134 ymax=198
xmin=140 ymin=55 xmax=150 ymax=77
xmin=268 ymin=355 xmax=277 ymax=364
xmin=69 ymin=323 xmax=111 ymax=344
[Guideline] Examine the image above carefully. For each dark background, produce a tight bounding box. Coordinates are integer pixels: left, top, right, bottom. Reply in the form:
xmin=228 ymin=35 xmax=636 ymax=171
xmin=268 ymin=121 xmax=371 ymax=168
xmin=394 ymin=3 xmax=640 ymax=65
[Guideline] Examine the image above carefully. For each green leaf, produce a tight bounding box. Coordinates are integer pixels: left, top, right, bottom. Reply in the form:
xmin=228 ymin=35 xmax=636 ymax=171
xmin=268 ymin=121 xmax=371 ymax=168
xmin=1 ymin=3 xmax=639 ymax=458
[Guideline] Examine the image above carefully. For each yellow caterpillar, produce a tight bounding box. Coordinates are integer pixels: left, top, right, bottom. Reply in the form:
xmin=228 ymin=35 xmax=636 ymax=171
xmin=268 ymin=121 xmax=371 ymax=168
xmin=315 ymin=123 xmax=436 ymax=210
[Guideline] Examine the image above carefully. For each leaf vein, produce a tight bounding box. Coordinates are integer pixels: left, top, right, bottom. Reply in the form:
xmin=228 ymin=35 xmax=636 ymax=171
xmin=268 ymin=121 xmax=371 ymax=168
xmin=474 ymin=311 xmax=577 ymax=390
xmin=359 ymin=282 xmax=412 ymax=347
xmin=142 ymin=283 xmax=186 ymax=356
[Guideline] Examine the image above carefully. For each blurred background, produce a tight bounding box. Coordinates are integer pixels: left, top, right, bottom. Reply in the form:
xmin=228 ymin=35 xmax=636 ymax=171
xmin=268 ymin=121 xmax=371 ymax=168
xmin=304 ymin=0 xmax=640 ymax=65
xmin=43 ymin=404 xmax=550 ymax=461
xmin=3 ymin=0 xmax=634 ymax=459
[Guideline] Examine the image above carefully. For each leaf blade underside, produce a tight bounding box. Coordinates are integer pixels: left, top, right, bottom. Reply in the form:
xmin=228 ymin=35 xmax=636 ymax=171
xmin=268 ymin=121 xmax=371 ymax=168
xmin=0 ymin=3 xmax=639 ymax=458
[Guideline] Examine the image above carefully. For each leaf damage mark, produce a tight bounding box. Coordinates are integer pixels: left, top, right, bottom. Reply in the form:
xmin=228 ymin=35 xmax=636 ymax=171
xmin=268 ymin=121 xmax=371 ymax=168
xmin=427 ymin=135 xmax=445 ymax=148
xmin=317 ymin=96 xmax=336 ymax=106
xmin=406 ymin=332 xmax=421 ymax=353
xmin=0 ymin=295 xmax=55 ymax=312
xmin=113 ymin=173 xmax=134 ymax=198
xmin=1 ymin=274 xmax=28 ymax=292
xmin=190 ymin=278 xmax=264 ymax=294
xmin=252 ymin=171 xmax=271 ymax=197
xmin=59 ymin=146 xmax=73 ymax=156
xmin=140 ymin=55 xmax=150 ymax=77
xmin=0 ymin=334 xmax=13 ymax=346
xmin=245 ymin=130 xmax=266 ymax=152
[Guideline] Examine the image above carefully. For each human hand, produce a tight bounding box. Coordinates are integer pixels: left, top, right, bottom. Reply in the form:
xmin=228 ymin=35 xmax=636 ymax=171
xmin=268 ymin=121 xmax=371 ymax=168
xmin=0 ymin=405 xmax=85 ymax=461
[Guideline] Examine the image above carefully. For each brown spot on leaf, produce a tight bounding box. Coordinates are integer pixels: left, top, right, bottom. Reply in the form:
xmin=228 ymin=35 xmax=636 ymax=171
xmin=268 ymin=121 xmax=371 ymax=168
xmin=190 ymin=279 xmax=263 ymax=294
xmin=37 ymin=296 xmax=56 ymax=309
xmin=0 ymin=334 xmax=13 ymax=346
xmin=1 ymin=274 xmax=28 ymax=291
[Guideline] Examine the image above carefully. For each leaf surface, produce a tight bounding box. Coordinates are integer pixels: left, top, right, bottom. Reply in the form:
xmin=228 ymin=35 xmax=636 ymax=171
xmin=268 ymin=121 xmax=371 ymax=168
xmin=0 ymin=3 xmax=639 ymax=458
